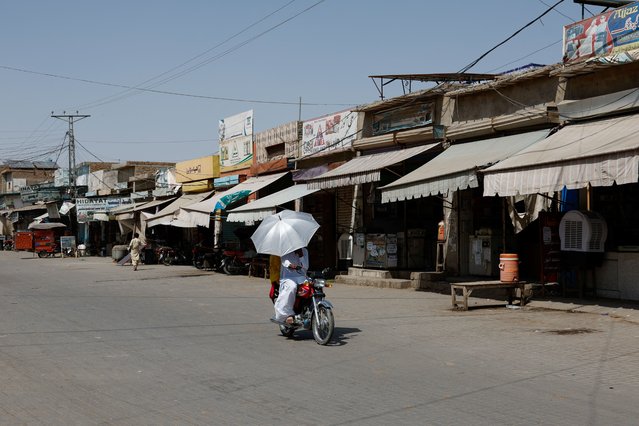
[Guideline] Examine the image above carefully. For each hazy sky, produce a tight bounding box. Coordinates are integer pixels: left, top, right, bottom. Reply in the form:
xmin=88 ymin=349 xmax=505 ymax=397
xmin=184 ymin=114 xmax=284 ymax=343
xmin=0 ymin=0 xmax=607 ymax=165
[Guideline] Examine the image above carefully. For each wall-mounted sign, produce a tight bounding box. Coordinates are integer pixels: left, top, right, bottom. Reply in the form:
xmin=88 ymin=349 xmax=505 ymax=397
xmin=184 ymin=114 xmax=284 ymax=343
xmin=301 ymin=110 xmax=358 ymax=157
xmin=563 ymin=2 xmax=639 ymax=63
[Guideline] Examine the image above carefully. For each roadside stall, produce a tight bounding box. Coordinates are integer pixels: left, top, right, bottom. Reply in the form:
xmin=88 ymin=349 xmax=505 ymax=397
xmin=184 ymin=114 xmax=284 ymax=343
xmin=26 ymin=222 xmax=67 ymax=257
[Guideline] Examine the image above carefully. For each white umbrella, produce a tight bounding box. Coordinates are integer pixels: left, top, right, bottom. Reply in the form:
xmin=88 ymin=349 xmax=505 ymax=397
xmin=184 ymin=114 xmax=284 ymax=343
xmin=250 ymin=210 xmax=320 ymax=257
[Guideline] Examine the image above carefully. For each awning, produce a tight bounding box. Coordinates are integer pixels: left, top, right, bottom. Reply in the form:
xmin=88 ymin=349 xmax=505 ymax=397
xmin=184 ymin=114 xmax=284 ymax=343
xmin=226 ymin=184 xmax=320 ymax=223
xmin=483 ymin=114 xmax=639 ymax=196
xmin=146 ymin=191 xmax=214 ymax=228
xmin=176 ymin=172 xmax=289 ymax=228
xmin=28 ymin=222 xmax=66 ymax=230
xmin=381 ymin=130 xmax=550 ymax=203
xmin=113 ymin=197 xmax=176 ymax=220
xmin=307 ymin=144 xmax=439 ymax=190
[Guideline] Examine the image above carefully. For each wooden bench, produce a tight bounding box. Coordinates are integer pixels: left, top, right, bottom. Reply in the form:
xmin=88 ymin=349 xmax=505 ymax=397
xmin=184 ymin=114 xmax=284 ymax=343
xmin=450 ymin=281 xmax=528 ymax=311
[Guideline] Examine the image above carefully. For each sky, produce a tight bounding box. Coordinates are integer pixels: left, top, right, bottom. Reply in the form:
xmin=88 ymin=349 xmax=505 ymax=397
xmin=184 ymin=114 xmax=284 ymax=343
xmin=0 ymin=0 xmax=611 ymax=166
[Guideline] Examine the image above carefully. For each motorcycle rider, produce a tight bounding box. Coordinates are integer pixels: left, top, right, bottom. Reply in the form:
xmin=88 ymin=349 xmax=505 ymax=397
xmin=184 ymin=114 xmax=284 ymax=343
xmin=272 ymin=247 xmax=308 ymax=325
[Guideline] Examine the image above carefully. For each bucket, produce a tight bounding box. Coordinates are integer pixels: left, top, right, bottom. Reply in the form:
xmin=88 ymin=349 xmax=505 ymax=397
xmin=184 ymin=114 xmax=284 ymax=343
xmin=499 ymin=253 xmax=519 ymax=283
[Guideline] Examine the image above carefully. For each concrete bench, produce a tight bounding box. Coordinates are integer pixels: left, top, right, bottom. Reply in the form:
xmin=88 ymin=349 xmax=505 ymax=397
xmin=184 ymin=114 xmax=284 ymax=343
xmin=450 ymin=281 xmax=528 ymax=311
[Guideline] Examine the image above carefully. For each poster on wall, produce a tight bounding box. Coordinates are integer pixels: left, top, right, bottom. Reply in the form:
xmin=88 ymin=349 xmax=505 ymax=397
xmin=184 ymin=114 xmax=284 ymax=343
xmin=563 ymin=2 xmax=639 ymax=63
xmin=219 ymin=110 xmax=254 ymax=173
xmin=301 ymin=110 xmax=358 ymax=157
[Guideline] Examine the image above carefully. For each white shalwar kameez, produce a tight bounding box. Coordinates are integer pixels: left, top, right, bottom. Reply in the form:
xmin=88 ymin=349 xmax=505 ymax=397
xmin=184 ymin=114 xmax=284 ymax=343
xmin=273 ymin=248 xmax=309 ymax=323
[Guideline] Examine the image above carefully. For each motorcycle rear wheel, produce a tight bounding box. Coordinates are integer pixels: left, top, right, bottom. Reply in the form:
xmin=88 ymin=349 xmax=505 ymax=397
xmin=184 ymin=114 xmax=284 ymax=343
xmin=312 ymin=306 xmax=334 ymax=345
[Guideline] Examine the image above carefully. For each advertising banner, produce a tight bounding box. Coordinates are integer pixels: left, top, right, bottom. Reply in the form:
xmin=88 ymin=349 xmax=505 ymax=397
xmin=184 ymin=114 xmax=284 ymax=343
xmin=563 ymin=2 xmax=639 ymax=63
xmin=219 ymin=110 xmax=254 ymax=173
xmin=76 ymin=197 xmax=132 ymax=222
xmin=220 ymin=135 xmax=253 ymax=172
xmin=219 ymin=110 xmax=253 ymax=141
xmin=301 ymin=110 xmax=358 ymax=157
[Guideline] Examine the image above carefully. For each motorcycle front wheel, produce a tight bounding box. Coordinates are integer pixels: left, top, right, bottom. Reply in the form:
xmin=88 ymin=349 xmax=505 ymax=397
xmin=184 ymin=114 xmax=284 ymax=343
xmin=312 ymin=306 xmax=334 ymax=345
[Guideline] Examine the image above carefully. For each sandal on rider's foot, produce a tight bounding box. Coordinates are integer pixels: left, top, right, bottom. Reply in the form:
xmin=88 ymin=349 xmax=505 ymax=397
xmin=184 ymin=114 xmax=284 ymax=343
xmin=270 ymin=316 xmax=285 ymax=325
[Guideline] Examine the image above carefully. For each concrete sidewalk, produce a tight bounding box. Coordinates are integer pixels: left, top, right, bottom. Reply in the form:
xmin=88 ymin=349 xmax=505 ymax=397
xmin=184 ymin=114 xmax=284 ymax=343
xmin=335 ymin=267 xmax=639 ymax=325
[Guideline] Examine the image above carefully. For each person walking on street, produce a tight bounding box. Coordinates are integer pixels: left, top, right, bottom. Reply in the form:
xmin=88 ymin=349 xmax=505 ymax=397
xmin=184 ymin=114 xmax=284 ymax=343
xmin=128 ymin=233 xmax=143 ymax=271
xmin=272 ymin=247 xmax=308 ymax=325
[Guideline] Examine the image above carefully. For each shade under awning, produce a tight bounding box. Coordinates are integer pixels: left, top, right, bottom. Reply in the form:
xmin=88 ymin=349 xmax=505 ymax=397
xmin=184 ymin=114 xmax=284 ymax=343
xmin=176 ymin=172 xmax=289 ymax=228
xmin=381 ymin=130 xmax=550 ymax=203
xmin=307 ymin=144 xmax=439 ymax=190
xmin=483 ymin=114 xmax=639 ymax=196
xmin=226 ymin=184 xmax=320 ymax=223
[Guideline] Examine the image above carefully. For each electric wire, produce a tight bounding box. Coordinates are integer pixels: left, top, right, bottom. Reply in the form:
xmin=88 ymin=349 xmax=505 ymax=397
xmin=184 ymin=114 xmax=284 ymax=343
xmin=77 ymin=0 xmax=301 ymax=110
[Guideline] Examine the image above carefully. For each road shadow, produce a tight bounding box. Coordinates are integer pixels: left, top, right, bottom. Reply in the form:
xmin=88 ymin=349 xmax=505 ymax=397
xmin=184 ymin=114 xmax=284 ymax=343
xmin=285 ymin=326 xmax=361 ymax=346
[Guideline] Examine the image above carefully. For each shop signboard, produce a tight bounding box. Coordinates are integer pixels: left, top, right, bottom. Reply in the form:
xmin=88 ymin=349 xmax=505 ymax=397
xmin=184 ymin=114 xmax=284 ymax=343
xmin=372 ymin=103 xmax=432 ymax=136
xmin=301 ymin=110 xmax=358 ymax=157
xmin=563 ymin=2 xmax=639 ymax=63
xmin=76 ymin=197 xmax=133 ymax=222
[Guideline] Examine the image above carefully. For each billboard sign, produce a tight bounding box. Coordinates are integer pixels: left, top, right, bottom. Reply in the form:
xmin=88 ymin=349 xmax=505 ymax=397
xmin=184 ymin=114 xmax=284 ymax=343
xmin=301 ymin=110 xmax=358 ymax=157
xmin=563 ymin=2 xmax=639 ymax=63
xmin=219 ymin=110 xmax=254 ymax=172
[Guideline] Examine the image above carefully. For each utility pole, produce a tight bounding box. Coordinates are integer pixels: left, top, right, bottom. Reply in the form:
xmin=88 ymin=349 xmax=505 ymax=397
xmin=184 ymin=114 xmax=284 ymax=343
xmin=51 ymin=112 xmax=90 ymax=198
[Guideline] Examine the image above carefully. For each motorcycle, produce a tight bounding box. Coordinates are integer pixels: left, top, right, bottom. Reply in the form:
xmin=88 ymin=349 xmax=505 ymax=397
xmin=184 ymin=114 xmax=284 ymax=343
xmin=273 ymin=270 xmax=335 ymax=345
xmin=220 ymin=249 xmax=251 ymax=275
xmin=192 ymin=244 xmax=224 ymax=271
xmin=157 ymin=246 xmax=189 ymax=266
xmin=3 ymin=239 xmax=14 ymax=251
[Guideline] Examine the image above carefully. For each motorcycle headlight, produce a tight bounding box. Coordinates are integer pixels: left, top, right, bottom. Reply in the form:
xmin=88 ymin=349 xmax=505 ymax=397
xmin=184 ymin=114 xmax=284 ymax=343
xmin=314 ymin=279 xmax=326 ymax=288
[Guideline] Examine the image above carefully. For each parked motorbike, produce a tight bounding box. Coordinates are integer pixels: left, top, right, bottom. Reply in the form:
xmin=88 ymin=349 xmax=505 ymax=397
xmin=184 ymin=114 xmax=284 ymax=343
xmin=3 ymin=239 xmax=13 ymax=251
xmin=157 ymin=246 xmax=189 ymax=266
xmin=192 ymin=244 xmax=224 ymax=271
xmin=220 ymin=249 xmax=251 ymax=275
xmin=273 ymin=269 xmax=335 ymax=345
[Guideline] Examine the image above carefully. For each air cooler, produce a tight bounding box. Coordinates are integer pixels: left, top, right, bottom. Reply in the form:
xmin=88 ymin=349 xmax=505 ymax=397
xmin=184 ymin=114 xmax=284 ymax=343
xmin=559 ymin=210 xmax=607 ymax=253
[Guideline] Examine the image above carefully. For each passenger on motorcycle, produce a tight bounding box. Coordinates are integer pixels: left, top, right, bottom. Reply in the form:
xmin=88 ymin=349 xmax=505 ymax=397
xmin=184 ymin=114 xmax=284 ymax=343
xmin=269 ymin=255 xmax=281 ymax=302
xmin=272 ymin=247 xmax=308 ymax=325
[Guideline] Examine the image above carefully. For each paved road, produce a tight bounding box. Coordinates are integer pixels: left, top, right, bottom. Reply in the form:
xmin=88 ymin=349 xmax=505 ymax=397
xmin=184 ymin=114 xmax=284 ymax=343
xmin=1 ymin=251 xmax=638 ymax=425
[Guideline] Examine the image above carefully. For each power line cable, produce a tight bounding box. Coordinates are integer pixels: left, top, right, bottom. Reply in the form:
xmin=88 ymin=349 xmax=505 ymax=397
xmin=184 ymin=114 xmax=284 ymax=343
xmin=0 ymin=64 xmax=353 ymax=107
xmin=459 ymin=0 xmax=566 ymax=73
xmin=77 ymin=0 xmax=301 ymax=110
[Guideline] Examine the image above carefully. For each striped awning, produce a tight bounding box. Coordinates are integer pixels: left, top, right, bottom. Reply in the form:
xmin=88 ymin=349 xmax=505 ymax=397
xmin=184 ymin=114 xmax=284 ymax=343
xmin=381 ymin=130 xmax=550 ymax=203
xmin=306 ymin=144 xmax=439 ymax=190
xmin=483 ymin=114 xmax=639 ymax=196
xmin=226 ymin=184 xmax=319 ymax=223
xmin=176 ymin=172 xmax=289 ymax=228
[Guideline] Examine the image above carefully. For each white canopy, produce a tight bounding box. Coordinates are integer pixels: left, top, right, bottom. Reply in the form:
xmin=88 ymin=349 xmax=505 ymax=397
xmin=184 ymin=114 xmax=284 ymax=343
xmin=146 ymin=191 xmax=213 ymax=228
xmin=381 ymin=130 xmax=550 ymax=203
xmin=307 ymin=144 xmax=439 ymax=190
xmin=176 ymin=172 xmax=289 ymax=228
xmin=226 ymin=184 xmax=319 ymax=223
xmin=483 ymin=114 xmax=639 ymax=196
